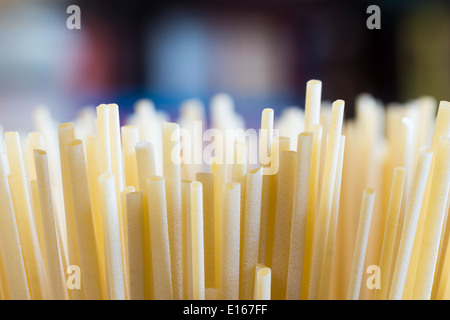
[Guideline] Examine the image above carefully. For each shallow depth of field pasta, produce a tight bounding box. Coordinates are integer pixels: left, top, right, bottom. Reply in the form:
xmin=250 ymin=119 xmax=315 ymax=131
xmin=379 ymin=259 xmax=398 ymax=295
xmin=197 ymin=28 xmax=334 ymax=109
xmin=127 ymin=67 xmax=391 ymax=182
xmin=0 ymin=79 xmax=449 ymax=300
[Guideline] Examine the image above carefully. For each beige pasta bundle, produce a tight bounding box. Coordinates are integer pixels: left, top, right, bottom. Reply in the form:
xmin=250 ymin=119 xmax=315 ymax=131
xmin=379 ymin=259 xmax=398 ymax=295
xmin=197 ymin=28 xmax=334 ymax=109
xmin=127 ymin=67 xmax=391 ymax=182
xmin=0 ymin=79 xmax=449 ymax=300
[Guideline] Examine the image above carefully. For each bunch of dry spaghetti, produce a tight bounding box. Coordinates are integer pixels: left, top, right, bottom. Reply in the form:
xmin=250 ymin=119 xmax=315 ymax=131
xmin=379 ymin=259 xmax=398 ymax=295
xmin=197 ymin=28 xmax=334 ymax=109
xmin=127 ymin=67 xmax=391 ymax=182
xmin=0 ymin=79 xmax=449 ymax=300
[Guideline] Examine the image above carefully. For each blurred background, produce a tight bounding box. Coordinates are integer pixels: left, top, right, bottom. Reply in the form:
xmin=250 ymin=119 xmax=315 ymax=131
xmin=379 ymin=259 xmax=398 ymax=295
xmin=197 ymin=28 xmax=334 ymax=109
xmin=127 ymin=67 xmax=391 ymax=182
xmin=0 ymin=0 xmax=449 ymax=131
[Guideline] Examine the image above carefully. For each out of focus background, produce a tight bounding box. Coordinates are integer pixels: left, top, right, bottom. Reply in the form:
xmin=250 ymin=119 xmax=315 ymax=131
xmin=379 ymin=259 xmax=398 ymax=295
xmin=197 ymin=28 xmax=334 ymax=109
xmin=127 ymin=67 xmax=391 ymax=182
xmin=0 ymin=0 xmax=449 ymax=131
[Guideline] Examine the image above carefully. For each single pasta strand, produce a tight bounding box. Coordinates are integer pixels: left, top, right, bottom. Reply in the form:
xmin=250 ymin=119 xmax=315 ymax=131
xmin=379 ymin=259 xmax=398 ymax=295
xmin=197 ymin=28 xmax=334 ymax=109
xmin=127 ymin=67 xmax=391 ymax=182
xmin=259 ymin=108 xmax=274 ymax=173
xmin=240 ymin=167 xmax=263 ymax=299
xmin=147 ymin=176 xmax=173 ymax=300
xmin=108 ymin=105 xmax=128 ymax=297
xmin=318 ymin=103 xmax=332 ymax=194
xmin=181 ymin=181 xmax=193 ymax=300
xmin=334 ymin=121 xmax=358 ymax=299
xmin=258 ymin=174 xmax=277 ymax=267
xmin=34 ymin=149 xmax=67 ymax=300
xmin=440 ymin=224 xmax=450 ymax=299
xmin=373 ymin=167 xmax=406 ymax=300
xmin=254 ymin=264 xmax=271 ymax=300
xmin=120 ymin=186 xmax=134 ymax=300
xmin=196 ymin=172 xmax=215 ymax=289
xmin=272 ymin=150 xmax=297 ymax=299
xmin=121 ymin=125 xmax=139 ymax=190
xmin=258 ymin=108 xmax=275 ymax=266
xmin=58 ymin=123 xmax=84 ymax=300
xmin=210 ymin=158 xmax=227 ymax=291
xmin=191 ymin=181 xmax=205 ymax=300
xmin=221 ymin=183 xmax=241 ymax=300
xmin=98 ymin=172 xmax=125 ymax=300
xmin=318 ymin=135 xmax=345 ymax=299
xmin=5 ymin=131 xmax=48 ymax=300
xmin=438 ymin=260 xmax=450 ymax=300
xmin=301 ymin=124 xmax=322 ymax=299
xmin=125 ymin=191 xmax=145 ymax=300
xmin=236 ymin=151 xmax=248 ymax=285
xmin=51 ymin=185 xmax=69 ymax=287
xmin=433 ymin=193 xmax=450 ymax=299
xmin=107 ymin=104 xmax=125 ymax=193
xmin=347 ymin=188 xmax=375 ymax=300
xmin=389 ymin=148 xmax=433 ymax=299
xmin=162 ymin=122 xmax=183 ymax=300
xmin=309 ymin=100 xmax=345 ymax=299
xmin=30 ymin=180 xmax=45 ymax=259
xmin=0 ymin=149 xmax=30 ymax=300
xmin=135 ymin=141 xmax=156 ymax=299
xmin=95 ymin=108 xmax=114 ymax=296
xmin=258 ymin=173 xmax=277 ymax=267
xmin=263 ymin=136 xmax=290 ymax=269
xmin=66 ymin=140 xmax=104 ymax=299
xmin=96 ymin=104 xmax=112 ymax=174
xmin=412 ymin=136 xmax=450 ymax=299
xmin=286 ymin=132 xmax=314 ymax=300
xmin=304 ymin=79 xmax=322 ymax=131
xmin=85 ymin=135 xmax=107 ymax=299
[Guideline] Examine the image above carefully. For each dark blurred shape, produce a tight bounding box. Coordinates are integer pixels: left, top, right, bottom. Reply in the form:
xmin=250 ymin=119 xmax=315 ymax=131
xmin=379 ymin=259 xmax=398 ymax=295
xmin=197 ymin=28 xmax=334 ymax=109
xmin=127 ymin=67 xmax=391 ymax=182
xmin=0 ymin=0 xmax=86 ymax=130
xmin=0 ymin=0 xmax=449 ymax=128
xmin=397 ymin=2 xmax=450 ymax=102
